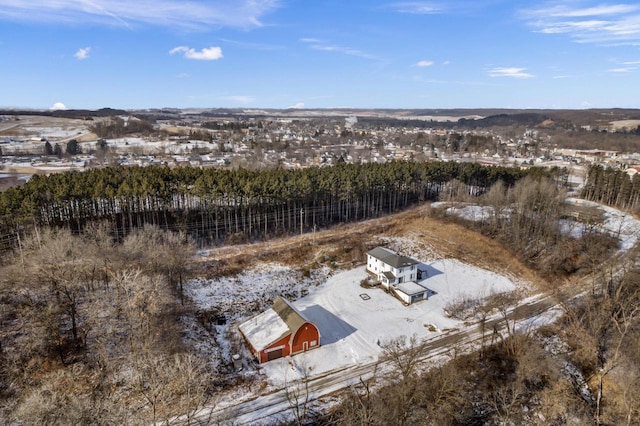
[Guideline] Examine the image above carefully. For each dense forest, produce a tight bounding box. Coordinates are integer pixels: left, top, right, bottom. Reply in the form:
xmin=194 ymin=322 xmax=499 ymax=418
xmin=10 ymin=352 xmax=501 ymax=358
xmin=0 ymin=162 xmax=554 ymax=250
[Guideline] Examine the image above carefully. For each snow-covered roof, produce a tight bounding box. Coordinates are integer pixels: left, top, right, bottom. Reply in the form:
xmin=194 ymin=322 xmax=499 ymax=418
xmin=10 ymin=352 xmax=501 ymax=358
xmin=368 ymin=247 xmax=418 ymax=269
xmin=239 ymin=296 xmax=313 ymax=352
xmin=239 ymin=307 xmax=290 ymax=352
xmin=394 ymin=281 xmax=428 ymax=296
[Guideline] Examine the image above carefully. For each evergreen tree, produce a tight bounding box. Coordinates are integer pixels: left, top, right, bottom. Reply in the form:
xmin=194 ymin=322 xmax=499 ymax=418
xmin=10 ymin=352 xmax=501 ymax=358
xmin=66 ymin=139 xmax=81 ymax=155
xmin=53 ymin=143 xmax=63 ymax=158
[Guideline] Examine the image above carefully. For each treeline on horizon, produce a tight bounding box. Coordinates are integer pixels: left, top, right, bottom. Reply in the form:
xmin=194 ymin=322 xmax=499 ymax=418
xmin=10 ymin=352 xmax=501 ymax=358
xmin=0 ymin=161 xmax=554 ymax=248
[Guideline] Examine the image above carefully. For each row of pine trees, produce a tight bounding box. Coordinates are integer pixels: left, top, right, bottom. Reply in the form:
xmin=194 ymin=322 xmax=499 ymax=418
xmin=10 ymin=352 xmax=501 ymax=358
xmin=0 ymin=161 xmax=544 ymax=247
xmin=581 ymin=165 xmax=640 ymax=211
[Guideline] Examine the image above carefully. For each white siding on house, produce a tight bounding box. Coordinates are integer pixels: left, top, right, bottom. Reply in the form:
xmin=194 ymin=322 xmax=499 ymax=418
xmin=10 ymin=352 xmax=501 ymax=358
xmin=367 ymin=248 xmax=419 ymax=287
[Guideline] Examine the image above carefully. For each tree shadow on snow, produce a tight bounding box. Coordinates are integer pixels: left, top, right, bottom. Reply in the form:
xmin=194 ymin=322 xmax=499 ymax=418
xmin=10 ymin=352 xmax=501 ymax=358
xmin=301 ymin=305 xmax=357 ymax=345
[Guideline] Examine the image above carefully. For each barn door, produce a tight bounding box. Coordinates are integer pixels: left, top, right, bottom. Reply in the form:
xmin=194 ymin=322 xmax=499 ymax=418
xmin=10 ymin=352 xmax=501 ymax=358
xmin=303 ymin=341 xmax=309 ymax=351
xmin=267 ymin=348 xmax=283 ymax=361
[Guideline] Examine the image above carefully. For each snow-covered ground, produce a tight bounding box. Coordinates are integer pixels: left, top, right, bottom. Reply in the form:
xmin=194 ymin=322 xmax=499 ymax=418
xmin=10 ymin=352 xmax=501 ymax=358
xmin=565 ymin=197 xmax=640 ymax=251
xmin=185 ymin=252 xmax=525 ymax=387
xmin=432 ymin=202 xmax=496 ymax=222
xmin=259 ymin=261 xmax=521 ymax=384
xmin=183 ymin=263 xmax=332 ymax=371
xmin=434 ymin=199 xmax=640 ymax=253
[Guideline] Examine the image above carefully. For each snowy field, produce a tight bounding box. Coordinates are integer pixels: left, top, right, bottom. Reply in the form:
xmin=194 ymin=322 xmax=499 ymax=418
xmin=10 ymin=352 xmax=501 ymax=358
xmin=184 ymin=250 xmax=525 ymax=386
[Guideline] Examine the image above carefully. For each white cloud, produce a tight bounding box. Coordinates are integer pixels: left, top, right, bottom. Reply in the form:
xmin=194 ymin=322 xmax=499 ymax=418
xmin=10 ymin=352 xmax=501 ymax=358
xmin=308 ymin=43 xmax=379 ymax=60
xmin=414 ymin=60 xmax=434 ymax=67
xmin=217 ymin=37 xmax=284 ymax=51
xmin=541 ymin=4 xmax=640 ymax=18
xmin=443 ymin=60 xmax=450 ymax=65
xmin=488 ymin=67 xmax=534 ymax=79
xmin=522 ymin=2 xmax=640 ymax=45
xmin=50 ymin=102 xmax=67 ymax=111
xmin=222 ymin=95 xmax=255 ymax=104
xmin=74 ymin=47 xmax=91 ymax=60
xmin=288 ymin=102 xmax=305 ymax=109
xmin=0 ymin=0 xmax=280 ymax=30
xmin=390 ymin=2 xmax=443 ymax=14
xmin=170 ymin=46 xmax=223 ymax=61
xmin=301 ymin=37 xmax=380 ymax=60
xmin=609 ymin=67 xmax=635 ymax=72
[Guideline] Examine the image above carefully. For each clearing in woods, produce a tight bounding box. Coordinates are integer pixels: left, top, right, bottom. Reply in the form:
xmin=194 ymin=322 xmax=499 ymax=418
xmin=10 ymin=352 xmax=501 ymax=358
xmin=198 ymin=203 xmax=543 ymax=289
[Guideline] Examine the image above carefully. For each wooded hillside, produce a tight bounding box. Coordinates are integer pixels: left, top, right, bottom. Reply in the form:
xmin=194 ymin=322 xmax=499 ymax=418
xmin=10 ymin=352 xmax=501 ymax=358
xmin=0 ymin=162 xmax=552 ymax=250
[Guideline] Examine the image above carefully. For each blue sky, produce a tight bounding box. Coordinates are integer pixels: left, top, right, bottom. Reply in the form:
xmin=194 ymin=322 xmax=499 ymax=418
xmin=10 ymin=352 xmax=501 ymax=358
xmin=1 ymin=1 xmax=639 ymax=110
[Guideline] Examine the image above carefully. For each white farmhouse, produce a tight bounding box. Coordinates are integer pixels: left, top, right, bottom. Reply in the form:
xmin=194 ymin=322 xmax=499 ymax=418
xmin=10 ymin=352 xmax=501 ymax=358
xmin=366 ymin=247 xmax=419 ymax=289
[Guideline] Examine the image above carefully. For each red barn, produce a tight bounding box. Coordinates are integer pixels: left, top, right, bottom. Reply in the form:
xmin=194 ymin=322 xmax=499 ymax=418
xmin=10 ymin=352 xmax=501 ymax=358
xmin=239 ymin=296 xmax=320 ymax=363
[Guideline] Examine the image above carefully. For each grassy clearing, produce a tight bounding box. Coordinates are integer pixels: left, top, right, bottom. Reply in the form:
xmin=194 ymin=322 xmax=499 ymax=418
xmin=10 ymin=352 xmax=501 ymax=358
xmin=200 ymin=203 xmax=545 ymax=290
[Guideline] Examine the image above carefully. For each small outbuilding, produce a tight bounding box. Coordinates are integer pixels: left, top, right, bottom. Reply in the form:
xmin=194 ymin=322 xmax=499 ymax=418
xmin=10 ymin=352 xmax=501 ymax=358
xmin=239 ymin=296 xmax=320 ymax=363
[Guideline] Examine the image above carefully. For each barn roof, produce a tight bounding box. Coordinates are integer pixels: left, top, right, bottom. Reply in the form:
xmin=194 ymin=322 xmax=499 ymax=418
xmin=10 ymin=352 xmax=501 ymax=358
xmin=239 ymin=296 xmax=313 ymax=352
xmin=367 ymin=247 xmax=418 ymax=269
xmin=272 ymin=296 xmax=309 ymax=334
xmin=239 ymin=307 xmax=289 ymax=352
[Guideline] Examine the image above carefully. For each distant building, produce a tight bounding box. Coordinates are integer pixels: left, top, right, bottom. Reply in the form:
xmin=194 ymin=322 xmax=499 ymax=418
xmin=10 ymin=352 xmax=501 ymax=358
xmin=239 ymin=296 xmax=320 ymax=363
xmin=626 ymin=166 xmax=640 ymax=177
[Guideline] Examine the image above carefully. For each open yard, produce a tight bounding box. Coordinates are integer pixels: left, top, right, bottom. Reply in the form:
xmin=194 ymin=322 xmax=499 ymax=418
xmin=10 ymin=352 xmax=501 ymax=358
xmin=185 ymin=240 xmax=529 ymax=387
xmin=259 ymin=260 xmax=526 ymax=385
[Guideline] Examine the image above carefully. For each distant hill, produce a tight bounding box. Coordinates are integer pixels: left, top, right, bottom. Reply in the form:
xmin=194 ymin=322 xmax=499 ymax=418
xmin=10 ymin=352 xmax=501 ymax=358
xmin=0 ymin=107 xmax=129 ymax=118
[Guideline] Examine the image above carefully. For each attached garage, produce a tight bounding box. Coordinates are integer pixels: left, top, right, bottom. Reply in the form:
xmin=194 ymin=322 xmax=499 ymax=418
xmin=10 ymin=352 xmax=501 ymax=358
xmin=393 ymin=281 xmax=429 ymax=305
xmin=239 ymin=296 xmax=321 ymax=364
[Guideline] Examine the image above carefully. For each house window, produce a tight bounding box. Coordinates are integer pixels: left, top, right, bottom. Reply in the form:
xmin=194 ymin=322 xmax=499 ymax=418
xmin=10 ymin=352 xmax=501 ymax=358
xmin=411 ymin=265 xmax=415 ymax=270
xmin=310 ymin=340 xmax=317 ymax=347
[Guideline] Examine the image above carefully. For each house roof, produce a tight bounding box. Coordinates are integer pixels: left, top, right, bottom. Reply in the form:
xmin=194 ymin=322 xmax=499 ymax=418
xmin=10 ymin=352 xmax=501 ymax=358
xmin=394 ymin=281 xmax=428 ymax=296
xmin=382 ymin=271 xmax=396 ymax=280
xmin=367 ymin=247 xmax=418 ymax=269
xmin=239 ymin=296 xmax=312 ymax=352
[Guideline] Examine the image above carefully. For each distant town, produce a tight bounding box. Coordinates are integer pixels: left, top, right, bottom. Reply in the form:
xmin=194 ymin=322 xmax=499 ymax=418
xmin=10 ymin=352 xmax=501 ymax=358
xmin=2 ymin=108 xmax=640 ymax=190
